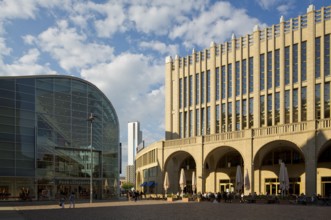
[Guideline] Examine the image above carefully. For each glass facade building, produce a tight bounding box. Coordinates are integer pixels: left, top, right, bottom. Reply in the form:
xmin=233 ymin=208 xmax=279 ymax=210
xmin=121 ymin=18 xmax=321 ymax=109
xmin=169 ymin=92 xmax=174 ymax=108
xmin=0 ymin=75 xmax=120 ymax=200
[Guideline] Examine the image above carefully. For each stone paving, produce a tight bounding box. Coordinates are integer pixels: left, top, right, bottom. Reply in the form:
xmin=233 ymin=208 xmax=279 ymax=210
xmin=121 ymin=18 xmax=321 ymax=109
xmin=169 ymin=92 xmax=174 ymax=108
xmin=0 ymin=199 xmax=330 ymax=220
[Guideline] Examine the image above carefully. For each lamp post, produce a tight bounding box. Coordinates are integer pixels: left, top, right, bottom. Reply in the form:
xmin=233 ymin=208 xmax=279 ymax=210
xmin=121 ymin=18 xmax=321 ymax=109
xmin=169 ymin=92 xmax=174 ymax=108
xmin=87 ymin=113 xmax=96 ymax=204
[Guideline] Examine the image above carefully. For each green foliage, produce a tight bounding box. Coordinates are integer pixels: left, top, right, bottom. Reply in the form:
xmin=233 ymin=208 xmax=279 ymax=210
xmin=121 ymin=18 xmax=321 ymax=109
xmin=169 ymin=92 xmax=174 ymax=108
xmin=121 ymin=182 xmax=134 ymax=190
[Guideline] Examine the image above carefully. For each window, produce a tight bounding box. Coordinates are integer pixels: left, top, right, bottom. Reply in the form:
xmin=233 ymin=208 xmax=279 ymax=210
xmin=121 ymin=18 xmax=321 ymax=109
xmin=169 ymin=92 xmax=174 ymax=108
xmin=179 ymin=112 xmax=183 ymax=138
xmin=260 ymin=54 xmax=265 ymax=91
xmin=293 ymin=89 xmax=298 ymax=122
xmin=236 ymin=61 xmax=240 ymax=96
xmin=242 ymin=59 xmax=247 ymax=95
xmin=285 ymin=90 xmax=290 ymax=123
xmin=228 ymin=102 xmax=232 ymax=131
xmin=184 ymin=77 xmax=187 ymax=108
xmin=216 ymin=104 xmax=220 ymax=133
xmin=189 ymin=110 xmax=193 ymax=137
xmin=301 ymin=42 xmax=307 ymax=81
xmin=275 ymin=49 xmax=280 ymax=87
xmin=216 ymin=67 xmax=220 ymax=100
xmin=267 ymin=94 xmax=272 ymax=126
xmin=267 ymin=52 xmax=272 ymax=89
xmin=293 ymin=44 xmax=298 ymax=83
xmin=260 ymin=95 xmax=265 ymax=126
xmin=221 ymin=66 xmax=226 ymax=99
xmin=201 ymin=72 xmax=205 ymax=104
xmin=285 ymin=46 xmax=290 ymax=85
xmin=221 ymin=103 xmax=226 ymax=132
xmin=201 ymin=108 xmax=205 ymax=135
xmin=325 ymin=83 xmax=330 ymax=118
xmin=207 ymin=70 xmax=211 ymax=103
xmin=207 ymin=107 xmax=210 ymax=134
xmin=189 ymin=75 xmax=193 ymax=106
xmin=195 ymin=74 xmax=199 ymax=105
xmin=242 ymin=99 xmax=247 ymax=129
xmin=249 ymin=57 xmax=254 ymax=93
xmin=184 ymin=111 xmax=188 ymax=137
xmin=316 ymin=84 xmax=321 ymax=119
xmin=249 ymin=98 xmax=253 ymax=128
xmin=235 ymin=101 xmax=240 ymax=130
xmin=275 ymin=92 xmax=280 ymax=124
xmin=301 ymin=87 xmax=307 ymax=121
xmin=316 ymin=37 xmax=321 ymax=78
xmin=228 ymin=64 xmax=232 ymax=98
xmin=325 ymin=34 xmax=330 ymax=77
xmin=179 ymin=78 xmax=182 ymax=108
xmin=195 ymin=109 xmax=200 ymax=136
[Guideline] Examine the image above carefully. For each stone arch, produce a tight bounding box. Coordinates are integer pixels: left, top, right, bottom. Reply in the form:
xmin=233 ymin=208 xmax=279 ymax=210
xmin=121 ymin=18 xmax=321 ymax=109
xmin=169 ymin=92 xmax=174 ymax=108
xmin=204 ymin=146 xmax=244 ymax=193
xmin=163 ymin=151 xmax=196 ymax=194
xmin=253 ymin=140 xmax=305 ymax=195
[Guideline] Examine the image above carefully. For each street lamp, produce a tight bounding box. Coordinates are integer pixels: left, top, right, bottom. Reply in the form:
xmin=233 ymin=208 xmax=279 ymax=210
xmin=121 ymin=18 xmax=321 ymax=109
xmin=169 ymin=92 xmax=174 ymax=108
xmin=87 ymin=113 xmax=96 ymax=203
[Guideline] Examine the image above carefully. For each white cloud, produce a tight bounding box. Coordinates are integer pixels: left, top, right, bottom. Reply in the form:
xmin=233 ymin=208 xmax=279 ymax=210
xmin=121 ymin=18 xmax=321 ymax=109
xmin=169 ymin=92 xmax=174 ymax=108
xmin=139 ymin=41 xmax=178 ymax=56
xmin=27 ymin=20 xmax=114 ymax=72
xmin=0 ymin=37 xmax=12 ymax=58
xmin=170 ymin=1 xmax=262 ymax=49
xmin=256 ymin=0 xmax=294 ymax=15
xmin=18 ymin=48 xmax=40 ymax=64
xmin=256 ymin=0 xmax=279 ymax=10
xmin=81 ymin=52 xmax=165 ymax=145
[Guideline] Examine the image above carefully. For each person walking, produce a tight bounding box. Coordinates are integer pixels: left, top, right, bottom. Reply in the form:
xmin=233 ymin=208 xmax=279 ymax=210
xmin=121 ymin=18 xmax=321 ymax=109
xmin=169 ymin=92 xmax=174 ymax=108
xmin=60 ymin=197 xmax=65 ymax=208
xmin=69 ymin=192 xmax=75 ymax=208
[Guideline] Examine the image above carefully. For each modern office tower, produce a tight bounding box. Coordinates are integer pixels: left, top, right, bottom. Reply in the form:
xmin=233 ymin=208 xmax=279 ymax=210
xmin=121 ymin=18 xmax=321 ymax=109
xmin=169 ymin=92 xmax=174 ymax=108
xmin=0 ymin=75 xmax=120 ymax=200
xmin=127 ymin=121 xmax=142 ymax=184
xmin=136 ymin=5 xmax=331 ymax=197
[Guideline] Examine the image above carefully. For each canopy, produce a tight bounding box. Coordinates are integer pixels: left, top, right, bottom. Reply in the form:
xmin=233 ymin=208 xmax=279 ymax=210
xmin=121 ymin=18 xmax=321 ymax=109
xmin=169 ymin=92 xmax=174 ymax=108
xmin=147 ymin=181 xmax=155 ymax=187
xmin=140 ymin=182 xmax=147 ymax=187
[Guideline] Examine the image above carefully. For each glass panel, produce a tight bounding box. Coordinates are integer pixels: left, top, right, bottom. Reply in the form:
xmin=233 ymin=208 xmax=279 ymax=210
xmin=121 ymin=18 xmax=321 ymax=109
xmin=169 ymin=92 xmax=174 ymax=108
xmin=16 ymin=84 xmax=35 ymax=95
xmin=0 ymin=89 xmax=15 ymax=99
xmin=16 ymin=78 xmax=35 ymax=86
xmin=0 ymin=97 xmax=15 ymax=108
xmin=0 ymin=79 xmax=15 ymax=91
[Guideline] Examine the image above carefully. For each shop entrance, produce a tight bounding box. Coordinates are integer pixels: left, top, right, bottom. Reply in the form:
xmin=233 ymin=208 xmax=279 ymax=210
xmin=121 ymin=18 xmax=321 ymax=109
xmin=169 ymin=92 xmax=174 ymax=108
xmin=219 ymin=179 xmax=234 ymax=193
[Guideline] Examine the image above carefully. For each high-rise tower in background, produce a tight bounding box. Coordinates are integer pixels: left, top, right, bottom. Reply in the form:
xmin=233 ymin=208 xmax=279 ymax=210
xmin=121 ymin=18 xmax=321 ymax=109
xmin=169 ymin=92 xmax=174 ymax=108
xmin=126 ymin=121 xmax=143 ymax=184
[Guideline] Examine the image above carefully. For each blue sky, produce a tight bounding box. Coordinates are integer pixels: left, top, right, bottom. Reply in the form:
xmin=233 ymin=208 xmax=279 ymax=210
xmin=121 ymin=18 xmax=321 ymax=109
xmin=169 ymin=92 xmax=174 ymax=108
xmin=0 ymin=0 xmax=329 ymax=175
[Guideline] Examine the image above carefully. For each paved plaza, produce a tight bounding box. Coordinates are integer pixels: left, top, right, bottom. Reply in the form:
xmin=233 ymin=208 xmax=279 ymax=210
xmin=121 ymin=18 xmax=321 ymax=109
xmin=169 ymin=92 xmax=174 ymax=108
xmin=1 ymin=199 xmax=330 ymax=220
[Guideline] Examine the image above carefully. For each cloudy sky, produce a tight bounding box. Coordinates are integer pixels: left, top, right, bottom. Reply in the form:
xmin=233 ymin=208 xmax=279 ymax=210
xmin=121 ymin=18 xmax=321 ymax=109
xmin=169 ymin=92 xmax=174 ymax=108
xmin=0 ymin=0 xmax=328 ymax=175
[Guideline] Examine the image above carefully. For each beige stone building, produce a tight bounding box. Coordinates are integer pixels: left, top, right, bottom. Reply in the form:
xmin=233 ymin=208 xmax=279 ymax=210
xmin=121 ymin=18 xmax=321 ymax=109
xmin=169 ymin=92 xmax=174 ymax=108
xmin=136 ymin=4 xmax=331 ymax=197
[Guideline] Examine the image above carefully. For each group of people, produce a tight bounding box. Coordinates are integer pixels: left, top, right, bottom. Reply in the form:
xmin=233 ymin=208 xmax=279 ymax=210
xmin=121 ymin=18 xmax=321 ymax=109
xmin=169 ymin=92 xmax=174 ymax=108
xmin=127 ymin=190 xmax=144 ymax=201
xmin=0 ymin=188 xmax=10 ymax=200
xmin=59 ymin=192 xmax=75 ymax=208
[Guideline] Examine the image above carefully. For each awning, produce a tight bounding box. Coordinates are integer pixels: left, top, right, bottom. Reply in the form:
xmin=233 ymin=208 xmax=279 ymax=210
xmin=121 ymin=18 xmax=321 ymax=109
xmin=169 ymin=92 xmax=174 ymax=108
xmin=147 ymin=181 xmax=155 ymax=187
xmin=140 ymin=182 xmax=147 ymax=187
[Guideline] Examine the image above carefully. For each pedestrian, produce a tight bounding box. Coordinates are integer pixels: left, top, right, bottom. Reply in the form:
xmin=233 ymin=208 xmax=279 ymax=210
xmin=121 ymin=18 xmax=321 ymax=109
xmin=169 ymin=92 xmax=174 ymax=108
xmin=60 ymin=197 xmax=65 ymax=208
xmin=69 ymin=192 xmax=75 ymax=208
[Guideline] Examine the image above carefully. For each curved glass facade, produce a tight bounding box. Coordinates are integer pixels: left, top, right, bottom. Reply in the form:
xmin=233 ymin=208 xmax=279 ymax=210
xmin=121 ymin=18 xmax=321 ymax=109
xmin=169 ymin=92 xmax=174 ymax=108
xmin=0 ymin=75 xmax=119 ymax=200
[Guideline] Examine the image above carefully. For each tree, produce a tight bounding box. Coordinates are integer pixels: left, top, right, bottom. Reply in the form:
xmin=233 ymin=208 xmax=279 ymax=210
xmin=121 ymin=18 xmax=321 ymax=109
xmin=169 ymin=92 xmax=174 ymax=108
xmin=121 ymin=182 xmax=134 ymax=191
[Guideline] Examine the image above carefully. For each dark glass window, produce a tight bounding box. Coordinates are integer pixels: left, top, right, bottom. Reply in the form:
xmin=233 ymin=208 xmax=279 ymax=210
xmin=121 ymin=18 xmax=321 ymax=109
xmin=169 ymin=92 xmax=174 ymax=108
xmin=285 ymin=90 xmax=290 ymax=123
xmin=260 ymin=54 xmax=265 ymax=91
xmin=195 ymin=109 xmax=200 ymax=136
xmin=301 ymin=87 xmax=307 ymax=121
xmin=267 ymin=52 xmax=272 ymax=89
xmin=184 ymin=76 xmax=187 ymax=107
xmin=0 ymin=79 xmax=15 ymax=91
xmin=275 ymin=49 xmax=280 ymax=87
xmin=316 ymin=84 xmax=321 ymax=119
xmin=0 ymin=97 xmax=15 ymax=108
xmin=275 ymin=92 xmax=280 ymax=124
xmin=242 ymin=99 xmax=247 ymax=128
xmin=235 ymin=61 xmax=240 ymax=96
xmin=216 ymin=67 xmax=220 ymax=100
xmin=285 ymin=46 xmax=290 ymax=85
xmin=227 ymin=102 xmax=232 ymax=131
xmin=195 ymin=73 xmax=199 ymax=104
xmin=16 ymin=78 xmax=35 ymax=86
xmin=325 ymin=83 xmax=330 ymax=118
xmin=293 ymin=89 xmax=298 ymax=122
xmin=301 ymin=42 xmax=307 ymax=81
xmin=0 ymin=89 xmax=15 ymax=99
xmin=216 ymin=104 xmax=220 ymax=133
xmin=228 ymin=64 xmax=232 ymax=98
xmin=325 ymin=34 xmax=330 ymax=77
xmin=179 ymin=78 xmax=182 ymax=108
xmin=221 ymin=66 xmax=226 ymax=99
xmin=293 ymin=44 xmax=298 ymax=83
xmin=267 ymin=94 xmax=272 ymax=126
xmin=201 ymin=72 xmax=205 ymax=104
xmin=260 ymin=95 xmax=265 ymax=126
xmin=242 ymin=59 xmax=247 ymax=95
xmin=316 ymin=37 xmax=321 ymax=78
xmin=207 ymin=70 xmax=210 ymax=103
xmin=249 ymin=98 xmax=253 ymax=128
xmin=249 ymin=57 xmax=254 ymax=93
xmin=235 ymin=101 xmax=240 ymax=130
xmin=189 ymin=75 xmax=193 ymax=106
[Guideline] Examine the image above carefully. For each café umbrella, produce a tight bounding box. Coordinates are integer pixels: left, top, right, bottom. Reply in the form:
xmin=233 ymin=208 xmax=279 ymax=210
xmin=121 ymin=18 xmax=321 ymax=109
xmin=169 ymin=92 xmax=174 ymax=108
xmin=192 ymin=171 xmax=196 ymax=194
xmin=279 ymin=162 xmax=289 ymax=196
xmin=179 ymin=168 xmax=186 ymax=196
xmin=235 ymin=165 xmax=243 ymax=192
xmin=164 ymin=172 xmax=170 ymax=195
